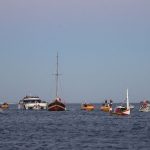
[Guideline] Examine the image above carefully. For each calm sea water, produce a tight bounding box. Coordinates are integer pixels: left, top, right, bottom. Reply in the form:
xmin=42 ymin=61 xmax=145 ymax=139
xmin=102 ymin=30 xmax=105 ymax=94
xmin=0 ymin=103 xmax=150 ymax=150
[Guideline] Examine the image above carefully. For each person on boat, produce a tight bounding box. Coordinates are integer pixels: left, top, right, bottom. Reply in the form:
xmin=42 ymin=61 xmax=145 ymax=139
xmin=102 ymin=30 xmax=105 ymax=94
xmin=109 ymin=99 xmax=113 ymax=107
xmin=109 ymin=99 xmax=113 ymax=112
xmin=105 ymin=100 xmax=108 ymax=106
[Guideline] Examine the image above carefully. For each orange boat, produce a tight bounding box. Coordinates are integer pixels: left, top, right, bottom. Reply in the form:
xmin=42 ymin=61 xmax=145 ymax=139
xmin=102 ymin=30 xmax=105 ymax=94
xmin=100 ymin=99 xmax=113 ymax=112
xmin=81 ymin=103 xmax=95 ymax=111
xmin=0 ymin=102 xmax=9 ymax=110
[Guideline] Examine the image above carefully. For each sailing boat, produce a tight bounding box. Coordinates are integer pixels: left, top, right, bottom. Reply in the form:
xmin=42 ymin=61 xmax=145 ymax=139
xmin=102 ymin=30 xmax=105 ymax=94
xmin=48 ymin=53 xmax=66 ymax=111
xmin=113 ymin=89 xmax=130 ymax=115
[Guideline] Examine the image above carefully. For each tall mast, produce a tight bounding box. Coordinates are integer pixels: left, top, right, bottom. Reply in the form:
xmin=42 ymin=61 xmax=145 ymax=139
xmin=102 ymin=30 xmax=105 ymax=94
xmin=55 ymin=52 xmax=59 ymax=97
xmin=126 ymin=88 xmax=129 ymax=109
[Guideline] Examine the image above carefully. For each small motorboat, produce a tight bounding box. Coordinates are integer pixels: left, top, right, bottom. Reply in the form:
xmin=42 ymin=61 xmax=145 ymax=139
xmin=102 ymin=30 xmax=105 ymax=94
xmin=81 ymin=103 xmax=95 ymax=111
xmin=112 ymin=89 xmax=130 ymax=115
xmin=0 ymin=102 xmax=9 ymax=110
xmin=139 ymin=100 xmax=150 ymax=112
xmin=100 ymin=99 xmax=113 ymax=112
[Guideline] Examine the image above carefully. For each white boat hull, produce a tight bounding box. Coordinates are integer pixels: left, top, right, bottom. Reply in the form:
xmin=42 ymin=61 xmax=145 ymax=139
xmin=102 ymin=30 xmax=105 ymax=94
xmin=24 ymin=103 xmax=47 ymax=110
xmin=114 ymin=106 xmax=130 ymax=115
xmin=122 ymin=109 xmax=130 ymax=115
xmin=139 ymin=106 xmax=150 ymax=112
xmin=18 ymin=101 xmax=47 ymax=110
xmin=18 ymin=96 xmax=48 ymax=110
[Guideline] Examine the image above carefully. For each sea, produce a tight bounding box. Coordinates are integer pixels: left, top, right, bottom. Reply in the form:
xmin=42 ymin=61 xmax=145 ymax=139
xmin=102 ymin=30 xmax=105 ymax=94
xmin=0 ymin=103 xmax=150 ymax=150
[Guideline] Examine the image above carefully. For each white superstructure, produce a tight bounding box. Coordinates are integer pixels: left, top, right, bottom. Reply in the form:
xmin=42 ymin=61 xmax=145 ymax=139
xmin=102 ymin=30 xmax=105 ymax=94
xmin=18 ymin=96 xmax=47 ymax=110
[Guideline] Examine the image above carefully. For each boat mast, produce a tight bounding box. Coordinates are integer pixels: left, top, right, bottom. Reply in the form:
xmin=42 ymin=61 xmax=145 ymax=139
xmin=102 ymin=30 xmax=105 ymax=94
xmin=55 ymin=52 xmax=59 ymax=98
xmin=126 ymin=88 xmax=129 ymax=109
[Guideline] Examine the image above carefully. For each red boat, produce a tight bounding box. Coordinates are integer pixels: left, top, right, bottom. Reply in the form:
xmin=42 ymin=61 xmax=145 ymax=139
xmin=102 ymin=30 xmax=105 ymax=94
xmin=48 ymin=97 xmax=66 ymax=111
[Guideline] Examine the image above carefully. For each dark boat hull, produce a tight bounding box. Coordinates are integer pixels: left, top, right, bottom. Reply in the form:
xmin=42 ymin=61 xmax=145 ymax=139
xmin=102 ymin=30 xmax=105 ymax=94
xmin=48 ymin=100 xmax=66 ymax=111
xmin=48 ymin=105 xmax=66 ymax=111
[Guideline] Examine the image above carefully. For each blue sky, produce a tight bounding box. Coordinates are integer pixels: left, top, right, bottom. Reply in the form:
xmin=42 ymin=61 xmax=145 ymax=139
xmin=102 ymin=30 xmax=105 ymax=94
xmin=0 ymin=0 xmax=150 ymax=103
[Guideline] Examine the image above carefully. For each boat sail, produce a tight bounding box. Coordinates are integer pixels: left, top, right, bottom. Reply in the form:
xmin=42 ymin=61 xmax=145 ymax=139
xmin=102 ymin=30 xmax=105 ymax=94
xmin=48 ymin=53 xmax=66 ymax=111
xmin=113 ymin=89 xmax=130 ymax=115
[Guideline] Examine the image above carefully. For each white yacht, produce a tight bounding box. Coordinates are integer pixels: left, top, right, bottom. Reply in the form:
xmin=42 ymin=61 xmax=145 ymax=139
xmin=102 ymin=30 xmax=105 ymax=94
xmin=18 ymin=96 xmax=48 ymax=110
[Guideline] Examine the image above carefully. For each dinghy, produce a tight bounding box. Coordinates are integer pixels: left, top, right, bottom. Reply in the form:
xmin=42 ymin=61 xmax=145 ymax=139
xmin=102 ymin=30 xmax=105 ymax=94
xmin=100 ymin=99 xmax=113 ymax=112
xmin=81 ymin=103 xmax=95 ymax=111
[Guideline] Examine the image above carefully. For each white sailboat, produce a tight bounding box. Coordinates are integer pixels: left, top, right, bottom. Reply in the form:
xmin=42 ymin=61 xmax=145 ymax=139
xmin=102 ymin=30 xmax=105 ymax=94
xmin=113 ymin=89 xmax=130 ymax=115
